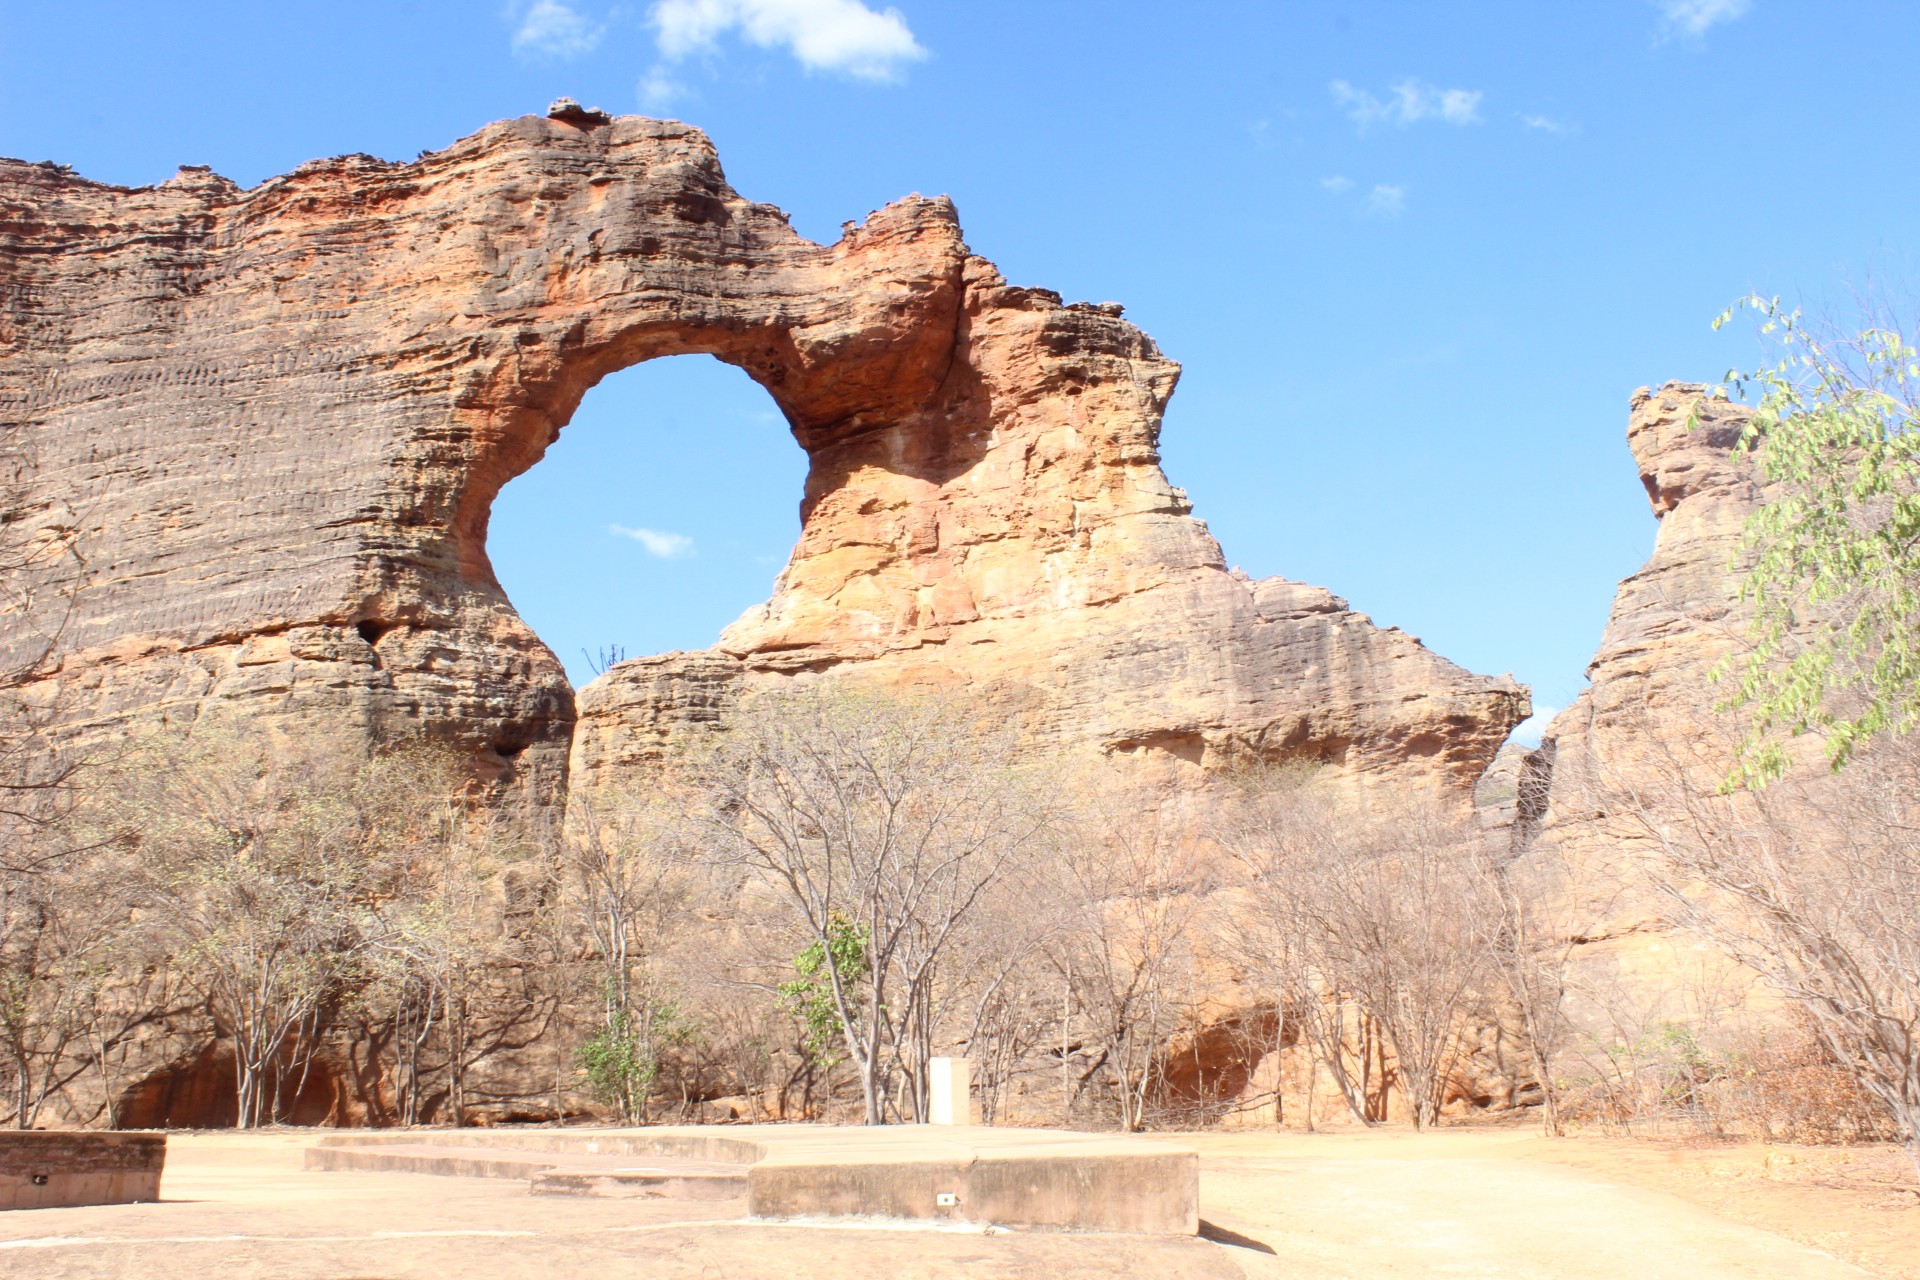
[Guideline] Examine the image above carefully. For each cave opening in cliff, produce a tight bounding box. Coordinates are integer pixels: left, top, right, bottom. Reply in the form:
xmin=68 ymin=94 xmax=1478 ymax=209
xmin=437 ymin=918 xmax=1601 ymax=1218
xmin=488 ymin=355 xmax=809 ymax=689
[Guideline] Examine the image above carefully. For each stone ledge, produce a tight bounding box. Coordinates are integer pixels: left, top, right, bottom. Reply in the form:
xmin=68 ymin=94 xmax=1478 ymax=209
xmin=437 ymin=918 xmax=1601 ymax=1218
xmin=0 ymin=1132 xmax=166 ymax=1211
xmin=309 ymin=1125 xmax=1198 ymax=1234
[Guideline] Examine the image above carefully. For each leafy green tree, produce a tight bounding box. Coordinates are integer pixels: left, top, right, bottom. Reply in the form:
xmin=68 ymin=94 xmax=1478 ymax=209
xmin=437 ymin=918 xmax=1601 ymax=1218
xmin=777 ymin=913 xmax=870 ymax=1070
xmin=691 ymin=688 xmax=1054 ymax=1125
xmin=1710 ymin=295 xmax=1920 ymax=783
xmin=575 ymin=982 xmax=692 ymax=1124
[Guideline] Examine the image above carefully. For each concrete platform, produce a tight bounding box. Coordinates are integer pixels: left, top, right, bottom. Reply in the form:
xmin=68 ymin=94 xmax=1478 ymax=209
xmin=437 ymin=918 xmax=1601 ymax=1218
xmin=0 ymin=1132 xmax=1239 ymax=1279
xmin=309 ymin=1125 xmax=1198 ymax=1234
xmin=1 ymin=1132 xmax=165 ymax=1210
xmin=308 ymin=1139 xmax=749 ymax=1199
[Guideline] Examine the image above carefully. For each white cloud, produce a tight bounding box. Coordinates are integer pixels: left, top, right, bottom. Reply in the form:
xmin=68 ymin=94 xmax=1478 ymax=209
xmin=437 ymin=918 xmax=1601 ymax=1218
xmin=1522 ymin=114 xmax=1568 ymax=134
xmin=650 ymin=0 xmax=926 ymax=80
xmin=639 ymin=65 xmax=683 ymax=108
xmin=1364 ymin=184 xmax=1405 ymax=217
xmin=1509 ymin=704 xmax=1560 ymax=747
xmin=1657 ymin=0 xmax=1751 ymax=37
xmin=1331 ymin=79 xmax=1482 ymax=130
xmin=512 ymin=0 xmax=602 ymax=58
xmin=610 ymin=524 xmax=696 ymax=558
xmin=1320 ymin=175 xmax=1354 ymax=193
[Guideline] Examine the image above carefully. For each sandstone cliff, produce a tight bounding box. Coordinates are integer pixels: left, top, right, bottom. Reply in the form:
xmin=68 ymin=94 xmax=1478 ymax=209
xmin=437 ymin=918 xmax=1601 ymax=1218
xmin=1518 ymin=383 xmax=1759 ymax=862
xmin=0 ymin=106 xmax=1526 ymax=801
xmin=1505 ymin=383 xmax=1776 ymax=1040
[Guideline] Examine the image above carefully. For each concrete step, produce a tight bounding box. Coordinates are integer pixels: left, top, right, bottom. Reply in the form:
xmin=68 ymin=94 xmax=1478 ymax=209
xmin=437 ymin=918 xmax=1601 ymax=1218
xmin=306 ymin=1143 xmax=562 ymax=1180
xmin=306 ymin=1124 xmax=1199 ymax=1233
xmin=530 ymin=1166 xmax=748 ymax=1200
xmin=307 ymin=1140 xmax=748 ymax=1201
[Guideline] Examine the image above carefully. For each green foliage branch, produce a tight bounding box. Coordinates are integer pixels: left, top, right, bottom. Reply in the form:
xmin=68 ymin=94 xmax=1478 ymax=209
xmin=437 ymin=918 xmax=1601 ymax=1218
xmin=575 ymin=976 xmax=694 ymax=1124
xmin=777 ymin=911 xmax=870 ymax=1069
xmin=1708 ymin=294 xmax=1920 ymax=785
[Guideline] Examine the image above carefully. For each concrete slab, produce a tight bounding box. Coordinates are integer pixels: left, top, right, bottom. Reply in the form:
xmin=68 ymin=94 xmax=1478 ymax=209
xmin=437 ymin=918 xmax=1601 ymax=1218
xmin=309 ymin=1124 xmax=1199 ymax=1234
xmin=308 ymin=1139 xmax=749 ymax=1199
xmin=0 ymin=1132 xmax=1240 ymax=1280
xmin=530 ymin=1166 xmax=749 ymax=1200
xmin=0 ymin=1132 xmax=165 ymax=1211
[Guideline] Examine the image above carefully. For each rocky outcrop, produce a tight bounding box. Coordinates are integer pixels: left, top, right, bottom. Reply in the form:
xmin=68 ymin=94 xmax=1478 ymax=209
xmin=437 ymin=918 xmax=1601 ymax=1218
xmin=1504 ymin=384 xmax=1778 ymax=1043
xmin=0 ymin=106 xmax=1524 ymax=800
xmin=1518 ymin=383 xmax=1760 ymax=862
xmin=571 ymin=574 xmax=1526 ymax=800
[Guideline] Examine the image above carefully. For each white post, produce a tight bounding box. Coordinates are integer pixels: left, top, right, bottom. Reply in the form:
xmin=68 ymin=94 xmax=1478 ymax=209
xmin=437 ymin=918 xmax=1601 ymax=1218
xmin=928 ymin=1057 xmax=972 ymax=1125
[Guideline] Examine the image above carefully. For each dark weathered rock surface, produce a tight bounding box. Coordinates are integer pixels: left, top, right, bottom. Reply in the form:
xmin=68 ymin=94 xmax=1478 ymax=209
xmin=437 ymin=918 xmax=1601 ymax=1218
xmin=1 ymin=109 xmax=1525 ymax=800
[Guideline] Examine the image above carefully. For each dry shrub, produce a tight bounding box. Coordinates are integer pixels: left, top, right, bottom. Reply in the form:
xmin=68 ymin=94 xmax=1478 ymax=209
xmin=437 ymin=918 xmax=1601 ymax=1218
xmin=1213 ymin=769 xmax=1502 ymax=1129
xmin=1700 ymin=1013 xmax=1895 ymax=1145
xmin=1559 ymin=1010 xmax=1895 ymax=1144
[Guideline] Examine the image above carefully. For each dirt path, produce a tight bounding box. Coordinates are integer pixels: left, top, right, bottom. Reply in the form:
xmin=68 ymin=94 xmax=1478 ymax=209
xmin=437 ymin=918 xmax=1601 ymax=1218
xmin=1524 ymin=1134 xmax=1919 ymax=1279
xmin=0 ymin=1129 xmax=1905 ymax=1278
xmin=1187 ymin=1129 xmax=1887 ymax=1279
xmin=0 ymin=1132 xmax=1230 ymax=1280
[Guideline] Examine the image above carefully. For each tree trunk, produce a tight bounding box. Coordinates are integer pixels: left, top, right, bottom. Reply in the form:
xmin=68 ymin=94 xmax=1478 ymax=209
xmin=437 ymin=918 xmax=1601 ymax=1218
xmin=1272 ymin=1002 xmax=1287 ymax=1129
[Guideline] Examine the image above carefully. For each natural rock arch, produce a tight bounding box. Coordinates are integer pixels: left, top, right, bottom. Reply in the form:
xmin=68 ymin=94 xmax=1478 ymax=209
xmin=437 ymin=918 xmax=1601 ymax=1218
xmin=1 ymin=105 xmax=1526 ymax=800
xmin=484 ymin=352 xmax=807 ymax=677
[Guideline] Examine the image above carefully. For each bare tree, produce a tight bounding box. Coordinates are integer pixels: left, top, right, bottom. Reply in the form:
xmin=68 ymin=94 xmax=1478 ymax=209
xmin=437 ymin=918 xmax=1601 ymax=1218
xmin=0 ymin=435 xmax=185 ymax=1129
xmin=1313 ymin=798 xmax=1500 ymax=1128
xmin=0 ymin=842 xmax=135 ymax=1128
xmin=1049 ymin=790 xmax=1209 ymax=1130
xmin=951 ymin=875 xmax=1059 ymax=1125
xmin=560 ymin=791 xmax=696 ymax=1124
xmin=126 ymin=732 xmax=454 ymax=1127
xmin=355 ymin=750 xmax=519 ymax=1126
xmin=1214 ymin=769 xmax=1370 ymax=1126
xmin=1218 ymin=771 xmax=1500 ymax=1129
xmin=1596 ymin=723 xmax=1920 ymax=1177
xmin=689 ymin=687 xmax=1055 ymax=1126
xmin=0 ymin=427 xmax=99 ymax=887
xmin=1482 ymin=844 xmax=1580 ymax=1136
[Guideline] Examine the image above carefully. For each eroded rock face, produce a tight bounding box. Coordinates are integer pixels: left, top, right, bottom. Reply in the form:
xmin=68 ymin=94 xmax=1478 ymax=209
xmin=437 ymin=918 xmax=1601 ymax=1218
xmin=1505 ymin=384 xmax=1777 ymax=1037
xmin=1 ymin=109 xmax=1524 ymax=801
xmin=1520 ymin=383 xmax=1760 ymax=860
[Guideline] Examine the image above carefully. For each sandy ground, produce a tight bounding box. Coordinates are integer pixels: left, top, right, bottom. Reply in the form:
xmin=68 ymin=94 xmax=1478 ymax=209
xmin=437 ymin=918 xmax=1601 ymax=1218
xmin=1187 ymin=1128 xmax=1909 ymax=1280
xmin=1524 ymin=1133 xmax=1919 ymax=1280
xmin=0 ymin=1127 xmax=1910 ymax=1279
xmin=0 ymin=1132 xmax=1230 ymax=1280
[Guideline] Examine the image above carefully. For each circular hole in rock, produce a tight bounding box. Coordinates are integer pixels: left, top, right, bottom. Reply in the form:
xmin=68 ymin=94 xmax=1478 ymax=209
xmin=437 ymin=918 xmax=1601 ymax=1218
xmin=486 ymin=355 xmax=809 ymax=688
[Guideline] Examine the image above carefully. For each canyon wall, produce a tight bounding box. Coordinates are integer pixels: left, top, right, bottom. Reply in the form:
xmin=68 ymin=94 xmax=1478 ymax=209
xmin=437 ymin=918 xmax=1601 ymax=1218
xmin=1516 ymin=383 xmax=1760 ymax=859
xmin=0 ymin=104 xmax=1526 ymax=801
xmin=1508 ymin=383 xmax=1775 ymax=1029
xmin=1519 ymin=382 xmax=1761 ymax=846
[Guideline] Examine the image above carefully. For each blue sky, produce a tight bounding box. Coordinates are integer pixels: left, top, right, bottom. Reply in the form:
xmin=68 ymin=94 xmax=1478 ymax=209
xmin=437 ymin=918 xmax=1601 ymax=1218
xmin=7 ymin=1 xmax=1915 ymax=738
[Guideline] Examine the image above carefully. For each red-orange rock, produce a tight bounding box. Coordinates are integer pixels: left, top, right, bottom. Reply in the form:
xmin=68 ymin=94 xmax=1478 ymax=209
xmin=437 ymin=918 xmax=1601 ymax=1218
xmin=1519 ymin=383 xmax=1760 ymax=855
xmin=1503 ymin=384 xmax=1783 ymax=1040
xmin=1 ymin=109 xmax=1525 ymax=801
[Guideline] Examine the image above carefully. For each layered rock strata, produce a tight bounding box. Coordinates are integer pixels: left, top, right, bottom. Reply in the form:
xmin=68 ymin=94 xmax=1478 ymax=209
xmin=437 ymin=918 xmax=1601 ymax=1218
xmin=1507 ymin=384 xmax=1781 ymax=1032
xmin=1516 ymin=384 xmax=1760 ymax=865
xmin=0 ymin=107 xmax=1525 ymax=798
